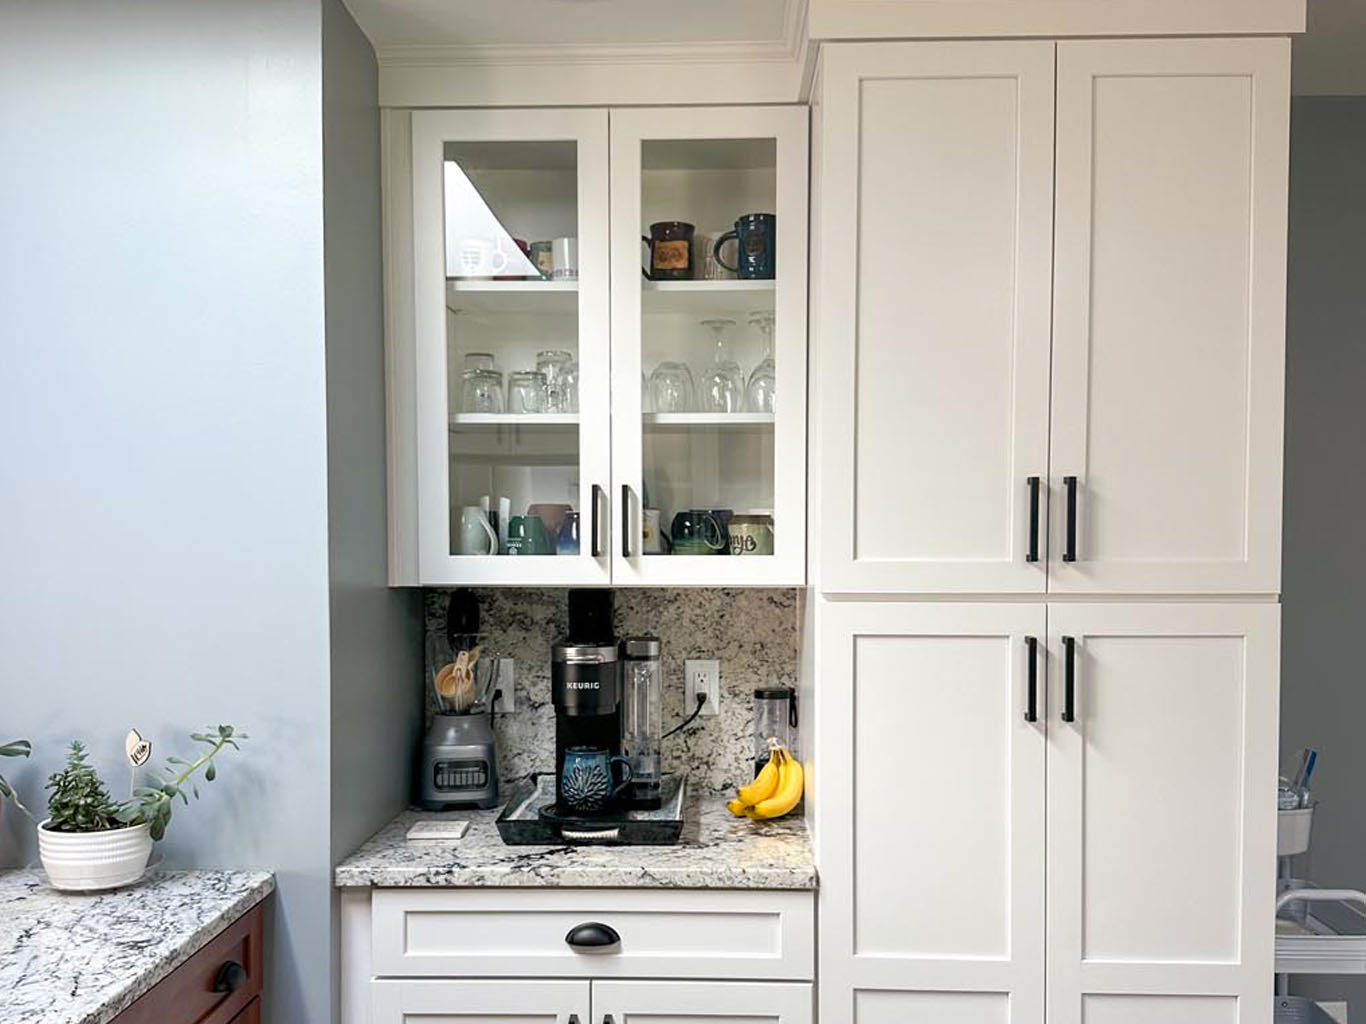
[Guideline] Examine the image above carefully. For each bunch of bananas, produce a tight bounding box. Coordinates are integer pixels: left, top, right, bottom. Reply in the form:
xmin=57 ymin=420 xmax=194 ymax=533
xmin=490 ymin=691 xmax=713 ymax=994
xmin=727 ymin=744 xmax=804 ymax=820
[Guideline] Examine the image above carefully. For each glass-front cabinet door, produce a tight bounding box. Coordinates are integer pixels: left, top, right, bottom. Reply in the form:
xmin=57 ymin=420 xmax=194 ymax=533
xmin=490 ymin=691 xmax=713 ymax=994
xmin=609 ymin=107 xmax=808 ymax=585
xmin=411 ymin=110 xmax=611 ymax=585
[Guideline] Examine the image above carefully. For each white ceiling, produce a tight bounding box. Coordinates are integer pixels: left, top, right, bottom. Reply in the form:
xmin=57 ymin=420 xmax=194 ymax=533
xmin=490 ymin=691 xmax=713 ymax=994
xmin=343 ymin=0 xmax=795 ymax=52
xmin=1294 ymin=0 xmax=1366 ymax=95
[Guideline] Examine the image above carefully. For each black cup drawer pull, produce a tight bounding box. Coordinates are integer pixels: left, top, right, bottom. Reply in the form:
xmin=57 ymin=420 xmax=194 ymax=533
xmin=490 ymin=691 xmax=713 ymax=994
xmin=565 ymin=921 xmax=621 ymax=952
xmin=212 ymin=960 xmax=247 ymax=994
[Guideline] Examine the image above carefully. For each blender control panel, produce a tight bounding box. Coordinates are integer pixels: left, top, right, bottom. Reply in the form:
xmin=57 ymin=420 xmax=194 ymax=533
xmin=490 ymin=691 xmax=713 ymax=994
xmin=432 ymin=759 xmax=491 ymax=793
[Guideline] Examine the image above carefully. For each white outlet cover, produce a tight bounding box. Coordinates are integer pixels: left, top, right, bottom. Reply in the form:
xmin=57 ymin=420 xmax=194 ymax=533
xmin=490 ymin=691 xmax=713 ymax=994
xmin=685 ymin=659 xmax=720 ymax=717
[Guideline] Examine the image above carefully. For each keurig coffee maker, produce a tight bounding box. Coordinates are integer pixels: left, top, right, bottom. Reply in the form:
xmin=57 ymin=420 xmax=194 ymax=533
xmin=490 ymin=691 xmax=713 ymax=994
xmin=551 ymin=590 xmax=622 ymax=812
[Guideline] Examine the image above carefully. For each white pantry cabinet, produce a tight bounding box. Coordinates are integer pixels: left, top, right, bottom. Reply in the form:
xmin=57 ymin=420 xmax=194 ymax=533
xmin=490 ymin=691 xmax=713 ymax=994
xmin=389 ymin=105 xmax=808 ymax=587
xmin=812 ymin=37 xmax=1289 ymax=596
xmin=814 ymin=600 xmax=1279 ymax=1024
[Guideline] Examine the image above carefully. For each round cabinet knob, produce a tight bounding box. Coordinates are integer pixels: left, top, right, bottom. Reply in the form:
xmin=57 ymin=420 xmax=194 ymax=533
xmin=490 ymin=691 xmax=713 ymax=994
xmin=564 ymin=921 xmax=621 ymax=952
xmin=212 ymin=960 xmax=248 ymax=994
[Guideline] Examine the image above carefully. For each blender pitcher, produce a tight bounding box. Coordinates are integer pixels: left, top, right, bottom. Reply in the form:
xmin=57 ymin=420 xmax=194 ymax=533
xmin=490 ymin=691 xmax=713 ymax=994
xmin=754 ymin=686 xmax=798 ymax=777
xmin=620 ymin=637 xmax=663 ymax=809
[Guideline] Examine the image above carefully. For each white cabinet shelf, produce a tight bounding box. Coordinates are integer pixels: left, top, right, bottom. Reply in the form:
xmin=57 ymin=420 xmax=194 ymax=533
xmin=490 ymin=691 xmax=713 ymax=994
xmin=448 ymin=413 xmax=580 ymax=427
xmin=643 ymin=412 xmax=774 ymax=428
xmin=444 ymin=279 xmax=577 ymax=314
xmin=642 ymin=279 xmax=775 ymax=315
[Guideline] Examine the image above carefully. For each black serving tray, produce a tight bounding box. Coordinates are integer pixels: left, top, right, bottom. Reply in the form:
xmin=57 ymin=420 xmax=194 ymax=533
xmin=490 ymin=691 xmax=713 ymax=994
xmin=496 ymin=773 xmax=686 ymax=845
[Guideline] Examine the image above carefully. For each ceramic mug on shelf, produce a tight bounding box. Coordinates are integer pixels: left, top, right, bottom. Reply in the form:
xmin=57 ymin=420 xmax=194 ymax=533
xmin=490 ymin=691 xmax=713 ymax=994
xmin=552 ymin=237 xmax=578 ymax=280
xmin=714 ymin=213 xmax=776 ymax=280
xmin=560 ymin=745 xmax=633 ymax=812
xmin=457 ymin=506 xmax=498 ymax=555
xmin=643 ymin=221 xmax=694 ymax=280
xmin=528 ymin=503 xmax=573 ymax=538
xmin=506 ymin=515 xmax=553 ymax=555
xmin=529 ymin=240 xmax=554 ymax=279
xmin=670 ymin=510 xmax=726 ymax=555
xmin=729 ymin=513 xmax=775 ymax=555
xmin=557 ymin=512 xmax=581 ymax=556
xmin=456 ymin=237 xmax=510 ymax=279
xmin=642 ymin=508 xmax=670 ymax=554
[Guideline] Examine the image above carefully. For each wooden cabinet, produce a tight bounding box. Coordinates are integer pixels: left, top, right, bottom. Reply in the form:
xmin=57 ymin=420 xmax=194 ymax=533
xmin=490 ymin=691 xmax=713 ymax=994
xmin=114 ymin=901 xmax=265 ymax=1024
xmin=813 ymin=37 xmax=1289 ymax=596
xmin=1045 ymin=603 xmax=1279 ymax=1024
xmin=389 ymin=105 xmax=808 ymax=587
xmin=343 ymin=888 xmax=815 ymax=1024
xmin=814 ymin=601 xmax=1278 ymax=1024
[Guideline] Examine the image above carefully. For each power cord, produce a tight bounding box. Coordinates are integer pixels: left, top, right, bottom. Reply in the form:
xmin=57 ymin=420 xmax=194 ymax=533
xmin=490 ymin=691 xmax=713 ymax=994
xmin=663 ymin=692 xmax=709 ymax=740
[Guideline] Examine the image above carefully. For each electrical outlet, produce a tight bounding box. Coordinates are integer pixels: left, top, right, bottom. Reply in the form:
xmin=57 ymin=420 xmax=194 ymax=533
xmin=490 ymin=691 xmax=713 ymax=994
xmin=492 ymin=658 xmax=515 ymax=713
xmin=684 ymin=659 xmax=720 ymax=716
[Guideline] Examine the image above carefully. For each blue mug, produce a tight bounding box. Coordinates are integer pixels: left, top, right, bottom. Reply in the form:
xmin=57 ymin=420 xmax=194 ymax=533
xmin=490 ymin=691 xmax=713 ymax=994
xmin=561 ymin=746 xmax=633 ymax=812
xmin=557 ymin=511 xmax=581 ymax=556
xmin=714 ymin=213 xmax=776 ymax=280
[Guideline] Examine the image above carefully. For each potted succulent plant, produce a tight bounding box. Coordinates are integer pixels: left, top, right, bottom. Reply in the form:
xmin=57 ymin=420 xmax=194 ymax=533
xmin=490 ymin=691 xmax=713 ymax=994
xmin=0 ymin=738 xmax=34 ymax=827
xmin=37 ymin=725 xmax=245 ymax=892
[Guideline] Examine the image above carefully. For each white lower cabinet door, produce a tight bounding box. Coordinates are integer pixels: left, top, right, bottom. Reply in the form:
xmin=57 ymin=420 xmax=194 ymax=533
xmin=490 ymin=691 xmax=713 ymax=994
xmin=373 ymin=979 xmax=590 ymax=1024
xmin=1046 ymin=603 xmax=1280 ymax=1024
xmin=816 ymin=601 xmax=1046 ymax=1024
xmin=591 ymin=981 xmax=811 ymax=1024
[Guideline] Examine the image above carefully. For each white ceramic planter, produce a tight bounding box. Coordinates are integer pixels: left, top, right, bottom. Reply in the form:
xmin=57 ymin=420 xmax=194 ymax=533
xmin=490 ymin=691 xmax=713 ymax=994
xmin=37 ymin=819 xmax=153 ymax=892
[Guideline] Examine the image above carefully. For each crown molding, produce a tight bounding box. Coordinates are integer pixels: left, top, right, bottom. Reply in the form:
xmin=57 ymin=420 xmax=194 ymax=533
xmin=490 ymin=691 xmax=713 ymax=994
xmin=377 ymin=0 xmax=807 ymax=69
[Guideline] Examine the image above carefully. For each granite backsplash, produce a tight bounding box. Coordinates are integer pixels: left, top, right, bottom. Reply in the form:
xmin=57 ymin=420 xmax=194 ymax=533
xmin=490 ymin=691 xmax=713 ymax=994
xmin=424 ymin=588 xmax=803 ymax=794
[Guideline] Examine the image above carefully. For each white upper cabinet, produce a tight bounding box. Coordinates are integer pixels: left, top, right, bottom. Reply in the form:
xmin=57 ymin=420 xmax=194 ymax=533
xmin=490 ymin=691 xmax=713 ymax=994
xmin=393 ymin=106 xmax=808 ymax=586
xmin=814 ymin=42 xmax=1056 ymax=594
xmin=1049 ymin=38 xmax=1290 ymax=595
xmin=610 ymin=107 xmax=808 ymax=586
xmin=409 ymin=109 xmax=613 ymax=586
xmin=1046 ymin=603 xmax=1279 ymax=1024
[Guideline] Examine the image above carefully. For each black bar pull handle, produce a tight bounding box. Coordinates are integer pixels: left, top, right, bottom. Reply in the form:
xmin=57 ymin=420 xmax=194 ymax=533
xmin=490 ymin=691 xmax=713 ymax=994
xmin=1026 ymin=476 xmax=1041 ymax=563
xmin=1025 ymin=636 xmax=1039 ymax=723
xmin=1063 ymin=476 xmax=1078 ymax=563
xmin=1062 ymin=635 xmax=1076 ymax=723
xmin=568 ymin=1017 xmax=580 ymax=1024
xmin=621 ymin=485 xmax=633 ymax=559
xmin=590 ymin=484 xmax=604 ymax=558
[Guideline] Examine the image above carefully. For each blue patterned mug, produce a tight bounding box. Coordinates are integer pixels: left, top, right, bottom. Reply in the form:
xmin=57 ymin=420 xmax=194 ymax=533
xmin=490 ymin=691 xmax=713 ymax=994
xmin=560 ymin=746 xmax=633 ymax=812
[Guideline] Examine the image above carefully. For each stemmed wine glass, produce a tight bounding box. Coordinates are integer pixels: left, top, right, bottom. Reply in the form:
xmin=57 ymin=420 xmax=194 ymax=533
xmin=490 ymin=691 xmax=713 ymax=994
xmin=698 ymin=318 xmax=743 ymax=414
xmin=745 ymin=310 xmax=776 ymax=414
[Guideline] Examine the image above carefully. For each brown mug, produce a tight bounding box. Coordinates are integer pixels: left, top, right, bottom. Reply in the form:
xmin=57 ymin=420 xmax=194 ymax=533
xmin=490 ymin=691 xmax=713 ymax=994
xmin=642 ymin=221 xmax=695 ymax=281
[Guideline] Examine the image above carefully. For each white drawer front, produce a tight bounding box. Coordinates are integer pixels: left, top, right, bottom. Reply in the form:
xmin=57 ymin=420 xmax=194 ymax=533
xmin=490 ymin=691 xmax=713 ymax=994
xmin=371 ymin=888 xmax=814 ymax=980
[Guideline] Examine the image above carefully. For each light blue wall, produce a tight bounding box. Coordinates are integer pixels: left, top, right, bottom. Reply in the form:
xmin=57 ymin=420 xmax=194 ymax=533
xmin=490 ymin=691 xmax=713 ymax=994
xmin=0 ymin=3 xmax=334 ymax=1022
xmin=321 ymin=0 xmax=425 ymax=1009
xmin=1281 ymin=95 xmax=1366 ymax=1016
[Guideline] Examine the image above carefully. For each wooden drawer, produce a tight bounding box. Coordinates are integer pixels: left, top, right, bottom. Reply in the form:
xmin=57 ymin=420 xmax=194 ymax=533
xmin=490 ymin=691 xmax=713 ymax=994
xmin=114 ymin=901 xmax=265 ymax=1024
xmin=371 ymin=888 xmax=814 ymax=980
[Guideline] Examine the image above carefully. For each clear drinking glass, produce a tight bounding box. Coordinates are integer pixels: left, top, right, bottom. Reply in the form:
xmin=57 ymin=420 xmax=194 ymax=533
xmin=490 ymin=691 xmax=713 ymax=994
xmin=507 ymin=370 xmax=546 ymax=414
xmin=460 ymin=369 xmax=504 ymax=414
xmin=536 ymin=349 xmax=573 ymax=413
xmin=464 ymin=352 xmax=496 ymax=373
xmin=698 ymin=318 xmax=743 ymax=414
xmin=559 ymin=360 xmax=580 ymax=414
xmin=745 ymin=310 xmax=776 ymax=414
xmin=649 ymin=361 xmax=695 ymax=413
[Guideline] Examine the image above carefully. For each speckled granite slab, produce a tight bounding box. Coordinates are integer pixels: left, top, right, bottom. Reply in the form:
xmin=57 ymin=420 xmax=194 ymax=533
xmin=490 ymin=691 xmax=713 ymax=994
xmin=335 ymin=799 xmax=816 ymax=890
xmin=0 ymin=868 xmax=274 ymax=1024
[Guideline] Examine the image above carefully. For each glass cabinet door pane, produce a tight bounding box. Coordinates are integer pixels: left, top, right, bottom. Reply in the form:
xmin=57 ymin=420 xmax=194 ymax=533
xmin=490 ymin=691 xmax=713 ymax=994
xmin=638 ymin=138 xmax=779 ymax=559
xmin=442 ymin=141 xmax=581 ymax=558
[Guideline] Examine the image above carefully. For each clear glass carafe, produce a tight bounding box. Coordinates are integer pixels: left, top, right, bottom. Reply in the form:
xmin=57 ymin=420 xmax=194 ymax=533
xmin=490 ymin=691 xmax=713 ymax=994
xmin=620 ymin=636 xmax=663 ymax=808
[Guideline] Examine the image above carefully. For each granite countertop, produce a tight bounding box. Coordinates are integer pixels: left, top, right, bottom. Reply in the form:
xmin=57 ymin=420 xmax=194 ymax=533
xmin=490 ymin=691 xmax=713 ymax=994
xmin=0 ymin=868 xmax=274 ymax=1024
xmin=335 ymin=796 xmax=816 ymax=890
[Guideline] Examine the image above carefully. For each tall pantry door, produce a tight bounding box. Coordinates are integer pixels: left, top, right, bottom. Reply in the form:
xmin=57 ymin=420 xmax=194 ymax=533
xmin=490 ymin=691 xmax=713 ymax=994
xmin=1046 ymin=603 xmax=1279 ymax=1024
xmin=817 ymin=601 xmax=1046 ymax=1024
xmin=1048 ymin=38 xmax=1290 ymax=594
xmin=814 ymin=41 xmax=1055 ymax=594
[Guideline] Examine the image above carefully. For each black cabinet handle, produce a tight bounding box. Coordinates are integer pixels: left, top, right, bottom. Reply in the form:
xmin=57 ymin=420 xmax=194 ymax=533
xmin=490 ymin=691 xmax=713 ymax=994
xmin=1063 ymin=476 xmax=1078 ymax=562
xmin=1025 ymin=636 xmax=1039 ymax=723
xmin=1062 ymin=635 xmax=1076 ymax=723
xmin=568 ymin=1017 xmax=580 ymax=1024
xmin=1026 ymin=476 xmax=1041 ymax=563
xmin=620 ymin=485 xmax=633 ymax=559
xmin=590 ymin=484 xmax=603 ymax=558
xmin=212 ymin=960 xmax=247 ymax=994
xmin=566 ymin=921 xmax=621 ymax=951
xmin=604 ymin=1017 xmax=615 ymax=1024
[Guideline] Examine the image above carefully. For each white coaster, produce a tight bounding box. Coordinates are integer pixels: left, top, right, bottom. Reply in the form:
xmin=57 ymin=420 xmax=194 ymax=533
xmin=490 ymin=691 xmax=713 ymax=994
xmin=407 ymin=819 xmax=470 ymax=842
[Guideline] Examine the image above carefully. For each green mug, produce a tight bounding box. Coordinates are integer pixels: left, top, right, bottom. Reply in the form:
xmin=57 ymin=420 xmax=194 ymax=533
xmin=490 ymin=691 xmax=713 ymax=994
xmin=507 ymin=514 xmax=552 ymax=555
xmin=670 ymin=510 xmax=726 ymax=555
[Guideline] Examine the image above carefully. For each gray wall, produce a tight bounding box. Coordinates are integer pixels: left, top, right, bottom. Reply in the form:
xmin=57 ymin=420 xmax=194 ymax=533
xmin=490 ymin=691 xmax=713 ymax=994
xmin=322 ymin=0 xmax=425 ymax=1007
xmin=1281 ymin=95 xmax=1366 ymax=1013
xmin=0 ymin=4 xmax=333 ymax=1022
